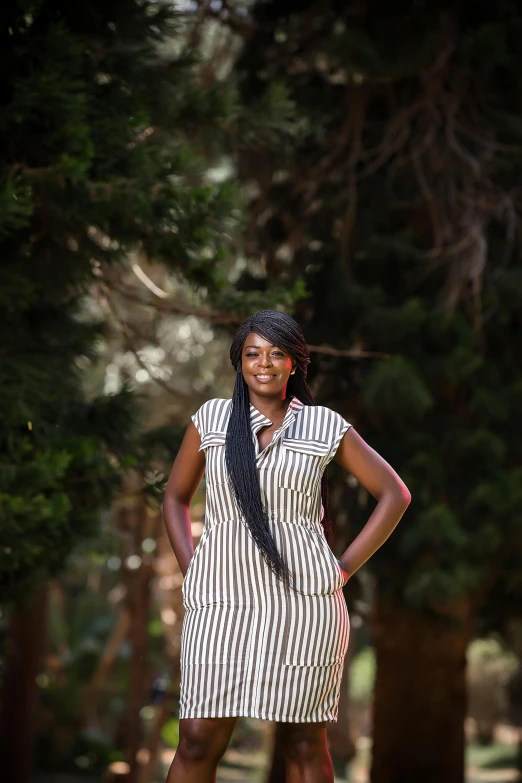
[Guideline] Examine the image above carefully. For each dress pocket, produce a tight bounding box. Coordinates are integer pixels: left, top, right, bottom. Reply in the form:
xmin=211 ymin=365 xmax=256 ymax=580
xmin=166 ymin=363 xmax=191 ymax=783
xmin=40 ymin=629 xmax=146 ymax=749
xmin=181 ymin=520 xmax=241 ymax=609
xmin=282 ymin=591 xmax=350 ymax=667
xmin=181 ymin=526 xmax=210 ymax=601
xmin=180 ymin=603 xmax=234 ymax=665
xmin=284 ymin=651 xmax=345 ymax=668
xmin=282 ymin=437 xmax=331 ymax=457
xmin=280 ymin=437 xmax=330 ymax=497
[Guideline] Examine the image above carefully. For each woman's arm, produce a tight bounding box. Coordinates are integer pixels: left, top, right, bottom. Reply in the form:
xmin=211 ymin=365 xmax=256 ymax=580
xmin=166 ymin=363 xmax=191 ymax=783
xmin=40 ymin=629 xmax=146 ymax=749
xmin=161 ymin=421 xmax=206 ymax=577
xmin=332 ymin=427 xmax=411 ymax=581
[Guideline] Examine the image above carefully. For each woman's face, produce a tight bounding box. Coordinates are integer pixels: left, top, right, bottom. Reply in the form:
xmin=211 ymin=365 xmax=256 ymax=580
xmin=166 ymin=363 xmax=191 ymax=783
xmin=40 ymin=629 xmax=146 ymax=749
xmin=241 ymin=331 xmax=296 ymax=397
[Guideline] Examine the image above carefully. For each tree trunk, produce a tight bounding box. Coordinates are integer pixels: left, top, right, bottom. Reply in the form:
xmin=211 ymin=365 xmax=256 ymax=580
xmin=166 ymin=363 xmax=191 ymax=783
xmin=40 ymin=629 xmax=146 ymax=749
xmin=0 ymin=586 xmax=49 ymax=783
xmin=117 ymin=474 xmax=158 ymax=783
xmin=140 ymin=659 xmax=178 ymax=783
xmin=80 ymin=608 xmax=131 ymax=727
xmin=371 ymin=594 xmax=470 ymax=783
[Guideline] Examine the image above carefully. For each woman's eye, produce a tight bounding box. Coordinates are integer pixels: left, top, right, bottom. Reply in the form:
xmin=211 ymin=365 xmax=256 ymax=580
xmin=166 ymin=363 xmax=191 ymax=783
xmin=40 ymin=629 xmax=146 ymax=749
xmin=245 ymin=351 xmax=285 ymax=357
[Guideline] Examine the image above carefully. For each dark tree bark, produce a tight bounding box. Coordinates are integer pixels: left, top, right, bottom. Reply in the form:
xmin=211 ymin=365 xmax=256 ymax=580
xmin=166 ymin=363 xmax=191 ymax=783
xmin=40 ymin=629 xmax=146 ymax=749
xmin=141 ymin=660 xmax=178 ymax=783
xmin=117 ymin=474 xmax=159 ymax=783
xmin=0 ymin=586 xmax=49 ymax=783
xmin=371 ymin=595 xmax=471 ymax=783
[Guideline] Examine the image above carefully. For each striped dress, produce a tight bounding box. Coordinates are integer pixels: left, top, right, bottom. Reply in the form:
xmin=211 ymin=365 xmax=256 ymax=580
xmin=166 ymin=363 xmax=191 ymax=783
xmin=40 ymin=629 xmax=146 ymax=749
xmin=179 ymin=395 xmax=352 ymax=723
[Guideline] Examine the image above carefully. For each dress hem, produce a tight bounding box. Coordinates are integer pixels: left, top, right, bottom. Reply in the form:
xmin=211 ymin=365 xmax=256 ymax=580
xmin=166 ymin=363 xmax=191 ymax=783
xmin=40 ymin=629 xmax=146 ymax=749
xmin=178 ymin=710 xmax=338 ymax=723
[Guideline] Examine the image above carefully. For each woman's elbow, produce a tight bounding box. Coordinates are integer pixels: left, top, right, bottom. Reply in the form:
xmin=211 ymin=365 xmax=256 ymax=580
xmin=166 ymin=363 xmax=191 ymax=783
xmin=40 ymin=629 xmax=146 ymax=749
xmin=383 ymin=479 xmax=411 ymax=511
xmin=396 ymin=482 xmax=412 ymax=510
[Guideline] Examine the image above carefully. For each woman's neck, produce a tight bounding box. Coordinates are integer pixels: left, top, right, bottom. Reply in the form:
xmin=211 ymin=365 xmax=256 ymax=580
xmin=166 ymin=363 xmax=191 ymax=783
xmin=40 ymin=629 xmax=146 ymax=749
xmin=249 ymin=392 xmax=291 ymax=421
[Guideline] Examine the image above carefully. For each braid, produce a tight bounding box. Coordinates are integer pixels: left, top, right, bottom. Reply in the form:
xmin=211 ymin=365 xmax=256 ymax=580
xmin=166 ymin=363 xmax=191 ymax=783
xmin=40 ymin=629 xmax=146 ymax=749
xmin=225 ymin=310 xmax=334 ymax=589
xmin=225 ymin=364 xmax=293 ymax=589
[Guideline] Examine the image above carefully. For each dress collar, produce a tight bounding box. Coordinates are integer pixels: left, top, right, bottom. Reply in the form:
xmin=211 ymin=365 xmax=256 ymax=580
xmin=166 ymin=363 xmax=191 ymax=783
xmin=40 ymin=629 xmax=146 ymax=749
xmin=249 ymin=395 xmax=304 ymax=458
xmin=249 ymin=395 xmax=304 ymax=430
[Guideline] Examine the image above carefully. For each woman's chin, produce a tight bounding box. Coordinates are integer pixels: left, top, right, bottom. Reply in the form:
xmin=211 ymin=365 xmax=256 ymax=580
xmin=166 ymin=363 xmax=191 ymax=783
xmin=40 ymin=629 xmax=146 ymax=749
xmin=247 ymin=378 xmax=286 ymax=394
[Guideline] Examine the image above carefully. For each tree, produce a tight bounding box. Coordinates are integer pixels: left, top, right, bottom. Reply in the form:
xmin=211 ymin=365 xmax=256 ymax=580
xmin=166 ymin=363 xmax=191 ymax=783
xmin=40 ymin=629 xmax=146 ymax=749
xmin=229 ymin=2 xmax=522 ymax=781
xmin=0 ymin=1 xmax=247 ymax=780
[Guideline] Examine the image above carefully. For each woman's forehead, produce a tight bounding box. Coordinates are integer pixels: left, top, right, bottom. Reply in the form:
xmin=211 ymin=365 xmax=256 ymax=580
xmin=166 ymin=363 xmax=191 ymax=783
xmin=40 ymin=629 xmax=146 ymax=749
xmin=243 ymin=331 xmax=282 ymax=349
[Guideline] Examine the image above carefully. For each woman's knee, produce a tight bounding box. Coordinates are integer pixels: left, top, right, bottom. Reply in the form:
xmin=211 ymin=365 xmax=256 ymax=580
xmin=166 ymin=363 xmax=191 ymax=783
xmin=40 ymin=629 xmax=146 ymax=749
xmin=278 ymin=722 xmax=327 ymax=765
xmin=177 ymin=718 xmax=236 ymax=764
xmin=285 ymin=736 xmax=324 ymax=765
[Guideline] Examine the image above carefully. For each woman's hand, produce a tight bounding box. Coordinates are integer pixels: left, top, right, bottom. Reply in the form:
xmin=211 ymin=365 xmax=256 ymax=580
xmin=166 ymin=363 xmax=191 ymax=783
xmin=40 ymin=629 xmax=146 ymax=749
xmin=337 ymin=557 xmax=350 ymax=586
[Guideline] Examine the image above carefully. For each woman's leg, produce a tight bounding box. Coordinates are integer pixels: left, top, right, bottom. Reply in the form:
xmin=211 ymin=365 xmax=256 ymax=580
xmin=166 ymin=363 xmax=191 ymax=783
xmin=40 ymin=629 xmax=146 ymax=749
xmin=166 ymin=716 xmax=239 ymax=783
xmin=275 ymin=720 xmax=334 ymax=783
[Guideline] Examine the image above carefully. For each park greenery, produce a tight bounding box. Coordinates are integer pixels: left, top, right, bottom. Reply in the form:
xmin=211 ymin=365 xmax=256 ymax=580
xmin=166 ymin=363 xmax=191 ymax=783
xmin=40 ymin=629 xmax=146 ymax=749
xmin=1 ymin=1 xmax=522 ymax=782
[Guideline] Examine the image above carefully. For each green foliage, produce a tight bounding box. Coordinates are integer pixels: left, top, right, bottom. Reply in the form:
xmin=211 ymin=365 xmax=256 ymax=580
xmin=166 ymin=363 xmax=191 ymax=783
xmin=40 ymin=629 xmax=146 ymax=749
xmin=0 ymin=393 xmax=136 ymax=604
xmin=234 ymin=82 xmax=297 ymax=148
xmin=0 ymin=0 xmax=261 ymax=607
xmin=161 ymin=718 xmax=181 ymax=750
xmin=215 ymin=277 xmax=311 ymax=317
xmin=36 ymin=569 xmax=131 ymax=772
xmin=467 ymin=638 xmax=519 ymax=738
xmin=468 ymin=638 xmax=518 ymax=669
xmin=0 ymin=174 xmax=34 ymax=237
xmin=361 ymin=356 xmax=433 ymax=421
xmin=349 ymin=647 xmax=376 ymax=705
xmin=232 ymin=0 xmax=522 ymax=617
xmin=400 ymin=505 xmax=468 ymax=559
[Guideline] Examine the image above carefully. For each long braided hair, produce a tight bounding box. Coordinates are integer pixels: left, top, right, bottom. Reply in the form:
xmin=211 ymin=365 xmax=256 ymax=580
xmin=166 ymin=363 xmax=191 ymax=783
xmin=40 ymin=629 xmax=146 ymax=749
xmin=225 ymin=310 xmax=333 ymax=590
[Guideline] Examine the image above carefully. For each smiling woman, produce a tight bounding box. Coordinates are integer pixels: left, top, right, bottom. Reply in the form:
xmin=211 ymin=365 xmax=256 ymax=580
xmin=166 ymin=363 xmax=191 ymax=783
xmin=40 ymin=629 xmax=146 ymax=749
xmin=244 ymin=339 xmax=294 ymax=381
xmin=162 ymin=309 xmax=411 ymax=783
xmin=242 ymin=337 xmax=295 ymax=448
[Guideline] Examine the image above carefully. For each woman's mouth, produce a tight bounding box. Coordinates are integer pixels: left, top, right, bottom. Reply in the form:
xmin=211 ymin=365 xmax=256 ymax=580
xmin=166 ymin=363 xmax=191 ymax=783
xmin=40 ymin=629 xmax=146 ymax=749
xmin=254 ymin=374 xmax=276 ymax=382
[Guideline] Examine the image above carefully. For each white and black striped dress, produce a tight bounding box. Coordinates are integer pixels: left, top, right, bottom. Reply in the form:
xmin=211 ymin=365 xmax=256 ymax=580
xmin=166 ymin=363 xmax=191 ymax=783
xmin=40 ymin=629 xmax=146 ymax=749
xmin=179 ymin=395 xmax=352 ymax=723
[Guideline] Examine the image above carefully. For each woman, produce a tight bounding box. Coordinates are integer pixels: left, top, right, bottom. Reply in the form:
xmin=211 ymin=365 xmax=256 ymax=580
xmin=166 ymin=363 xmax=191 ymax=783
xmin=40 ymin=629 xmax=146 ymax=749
xmin=162 ymin=309 xmax=410 ymax=783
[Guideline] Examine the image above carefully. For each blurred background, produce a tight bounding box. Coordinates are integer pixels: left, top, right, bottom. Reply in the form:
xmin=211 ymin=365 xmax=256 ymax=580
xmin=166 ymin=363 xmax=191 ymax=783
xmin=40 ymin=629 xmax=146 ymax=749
xmin=2 ymin=1 xmax=522 ymax=781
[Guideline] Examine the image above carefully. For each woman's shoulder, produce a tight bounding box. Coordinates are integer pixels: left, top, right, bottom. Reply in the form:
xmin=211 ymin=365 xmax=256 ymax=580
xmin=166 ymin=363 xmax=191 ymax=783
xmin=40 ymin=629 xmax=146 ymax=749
xmin=190 ymin=398 xmax=231 ymax=438
xmin=298 ymin=403 xmax=353 ymax=443
xmin=193 ymin=397 xmax=232 ymax=414
xmin=299 ymin=404 xmax=352 ymax=463
xmin=310 ymin=403 xmax=342 ymax=415
xmin=301 ymin=402 xmax=351 ymax=424
xmin=191 ymin=397 xmax=231 ymax=423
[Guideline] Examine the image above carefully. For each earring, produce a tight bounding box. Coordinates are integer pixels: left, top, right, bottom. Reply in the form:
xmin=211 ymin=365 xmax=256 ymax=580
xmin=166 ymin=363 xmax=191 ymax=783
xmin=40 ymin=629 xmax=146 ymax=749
xmin=290 ymin=369 xmax=296 ymax=375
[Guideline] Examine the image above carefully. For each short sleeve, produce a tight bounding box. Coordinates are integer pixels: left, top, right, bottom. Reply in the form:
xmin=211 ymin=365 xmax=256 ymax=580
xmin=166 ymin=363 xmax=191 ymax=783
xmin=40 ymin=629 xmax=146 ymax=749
xmin=190 ymin=399 xmax=229 ymax=451
xmin=190 ymin=400 xmax=210 ymax=441
xmin=322 ymin=409 xmax=352 ymax=467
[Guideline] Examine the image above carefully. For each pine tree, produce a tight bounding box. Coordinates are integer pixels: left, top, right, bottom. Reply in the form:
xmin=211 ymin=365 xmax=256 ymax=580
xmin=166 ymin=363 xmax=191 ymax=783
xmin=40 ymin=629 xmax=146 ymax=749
xmin=0 ymin=2 xmax=247 ymax=780
xmin=232 ymin=2 xmax=522 ymax=781
xmin=0 ymin=0 xmax=239 ymax=605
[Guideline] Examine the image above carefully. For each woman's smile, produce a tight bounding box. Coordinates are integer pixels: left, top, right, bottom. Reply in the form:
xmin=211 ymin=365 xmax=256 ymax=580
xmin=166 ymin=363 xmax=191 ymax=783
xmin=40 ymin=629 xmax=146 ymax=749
xmin=241 ymin=331 xmax=295 ymax=396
